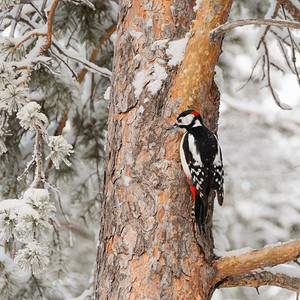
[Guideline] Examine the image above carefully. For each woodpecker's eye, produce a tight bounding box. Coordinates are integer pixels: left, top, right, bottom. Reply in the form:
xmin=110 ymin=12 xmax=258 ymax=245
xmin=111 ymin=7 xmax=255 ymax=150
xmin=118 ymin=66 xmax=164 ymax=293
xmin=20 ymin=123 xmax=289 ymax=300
xmin=178 ymin=119 xmax=182 ymax=123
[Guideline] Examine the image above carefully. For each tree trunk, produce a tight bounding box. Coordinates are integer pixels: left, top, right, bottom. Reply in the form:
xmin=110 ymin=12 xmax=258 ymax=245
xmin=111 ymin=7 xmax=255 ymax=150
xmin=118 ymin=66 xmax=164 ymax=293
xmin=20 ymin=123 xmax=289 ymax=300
xmin=95 ymin=0 xmax=232 ymax=299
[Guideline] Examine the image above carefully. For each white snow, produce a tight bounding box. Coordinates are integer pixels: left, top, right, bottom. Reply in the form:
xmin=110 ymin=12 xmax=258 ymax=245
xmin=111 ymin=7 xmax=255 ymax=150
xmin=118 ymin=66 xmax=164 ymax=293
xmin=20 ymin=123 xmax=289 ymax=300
xmin=146 ymin=18 xmax=153 ymax=27
xmin=130 ymin=30 xmax=142 ymax=39
xmin=104 ymin=86 xmax=111 ymax=100
xmin=264 ymin=265 xmax=300 ymax=279
xmin=0 ymin=199 xmax=22 ymax=211
xmin=138 ymin=106 xmax=144 ymax=114
xmin=133 ymin=69 xmax=149 ymax=98
xmin=215 ymin=247 xmax=253 ymax=258
xmin=290 ymin=0 xmax=300 ymax=10
xmin=166 ymin=36 xmax=189 ymax=66
xmin=46 ymin=135 xmax=74 ymax=169
xmin=52 ymin=39 xmax=112 ymax=78
xmin=123 ymin=176 xmax=132 ymax=186
xmin=151 ymin=39 xmax=169 ymax=50
xmin=193 ymin=0 xmax=201 ymax=12
xmin=133 ymin=62 xmax=168 ymax=98
xmin=147 ymin=63 xmax=168 ymax=95
xmin=17 ymin=102 xmax=48 ymax=130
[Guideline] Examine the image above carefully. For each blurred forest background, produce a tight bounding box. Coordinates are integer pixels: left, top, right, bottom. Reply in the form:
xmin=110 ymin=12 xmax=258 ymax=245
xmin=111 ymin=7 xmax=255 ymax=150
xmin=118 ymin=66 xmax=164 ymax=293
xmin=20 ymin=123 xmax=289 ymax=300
xmin=0 ymin=0 xmax=299 ymax=299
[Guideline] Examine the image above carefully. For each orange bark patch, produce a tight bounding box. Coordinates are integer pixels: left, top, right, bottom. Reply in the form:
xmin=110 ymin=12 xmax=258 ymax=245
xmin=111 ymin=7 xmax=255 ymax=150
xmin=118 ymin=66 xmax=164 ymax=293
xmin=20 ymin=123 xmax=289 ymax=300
xmin=170 ymin=0 xmax=233 ymax=116
xmin=157 ymin=207 xmax=165 ymax=223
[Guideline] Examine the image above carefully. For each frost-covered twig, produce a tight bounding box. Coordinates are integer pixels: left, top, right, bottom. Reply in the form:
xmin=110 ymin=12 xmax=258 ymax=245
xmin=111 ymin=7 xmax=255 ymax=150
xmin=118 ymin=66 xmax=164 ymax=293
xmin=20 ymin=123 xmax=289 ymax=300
xmin=256 ymin=3 xmax=280 ymax=50
xmin=4 ymin=32 xmax=46 ymax=61
xmin=49 ymin=47 xmax=77 ymax=79
xmin=17 ymin=156 xmax=36 ymax=181
xmin=33 ymin=123 xmax=42 ymax=188
xmin=51 ymin=42 xmax=112 ymax=78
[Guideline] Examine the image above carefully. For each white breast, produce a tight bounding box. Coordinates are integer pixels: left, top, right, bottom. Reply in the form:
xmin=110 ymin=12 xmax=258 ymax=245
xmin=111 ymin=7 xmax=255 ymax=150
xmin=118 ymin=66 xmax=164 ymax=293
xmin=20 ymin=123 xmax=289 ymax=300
xmin=180 ymin=132 xmax=191 ymax=180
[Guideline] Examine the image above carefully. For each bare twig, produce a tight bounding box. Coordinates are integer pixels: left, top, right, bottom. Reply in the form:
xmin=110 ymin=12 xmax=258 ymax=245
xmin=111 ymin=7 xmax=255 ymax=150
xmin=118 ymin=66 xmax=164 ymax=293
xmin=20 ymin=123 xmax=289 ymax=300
xmin=281 ymin=5 xmax=300 ymax=83
xmin=257 ymin=3 xmax=280 ymax=50
xmin=236 ymin=56 xmax=260 ymax=91
xmin=275 ymin=33 xmax=294 ymax=73
xmin=210 ymin=18 xmax=300 ymax=43
xmin=219 ymin=270 xmax=300 ymax=292
xmin=56 ymin=191 xmax=70 ymax=225
xmin=262 ymin=39 xmax=291 ymax=110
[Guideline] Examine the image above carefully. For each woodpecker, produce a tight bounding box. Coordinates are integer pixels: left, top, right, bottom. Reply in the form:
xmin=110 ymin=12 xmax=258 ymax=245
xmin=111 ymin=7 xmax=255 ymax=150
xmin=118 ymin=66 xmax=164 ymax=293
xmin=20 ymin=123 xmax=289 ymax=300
xmin=174 ymin=110 xmax=224 ymax=231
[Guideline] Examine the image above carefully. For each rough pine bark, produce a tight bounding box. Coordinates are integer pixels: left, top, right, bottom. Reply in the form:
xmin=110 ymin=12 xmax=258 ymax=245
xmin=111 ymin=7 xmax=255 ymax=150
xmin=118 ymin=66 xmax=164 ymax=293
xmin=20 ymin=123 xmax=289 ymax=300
xmin=95 ymin=0 xmax=232 ymax=299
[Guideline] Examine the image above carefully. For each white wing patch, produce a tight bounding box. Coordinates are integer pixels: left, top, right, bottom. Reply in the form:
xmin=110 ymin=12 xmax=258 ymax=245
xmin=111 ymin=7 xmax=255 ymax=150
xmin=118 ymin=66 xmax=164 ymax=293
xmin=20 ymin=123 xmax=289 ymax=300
xmin=213 ymin=134 xmax=222 ymax=166
xmin=188 ymin=134 xmax=203 ymax=166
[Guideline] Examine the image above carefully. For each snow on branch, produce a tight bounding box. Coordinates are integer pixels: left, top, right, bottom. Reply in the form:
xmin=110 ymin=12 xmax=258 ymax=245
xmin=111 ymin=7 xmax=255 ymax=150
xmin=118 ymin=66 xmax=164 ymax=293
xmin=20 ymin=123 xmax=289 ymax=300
xmin=210 ymin=18 xmax=300 ymax=43
xmin=213 ymin=239 xmax=300 ymax=287
xmin=51 ymin=41 xmax=112 ymax=79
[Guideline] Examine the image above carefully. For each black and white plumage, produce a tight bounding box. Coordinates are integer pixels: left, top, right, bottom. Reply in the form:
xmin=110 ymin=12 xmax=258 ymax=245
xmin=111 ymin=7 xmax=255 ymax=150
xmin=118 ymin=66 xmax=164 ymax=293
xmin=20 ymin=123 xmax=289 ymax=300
xmin=175 ymin=110 xmax=224 ymax=231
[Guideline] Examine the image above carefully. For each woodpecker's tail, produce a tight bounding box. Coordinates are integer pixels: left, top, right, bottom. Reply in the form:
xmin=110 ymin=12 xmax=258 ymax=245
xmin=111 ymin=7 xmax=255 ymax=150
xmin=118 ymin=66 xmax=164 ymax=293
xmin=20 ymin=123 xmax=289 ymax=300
xmin=193 ymin=194 xmax=207 ymax=233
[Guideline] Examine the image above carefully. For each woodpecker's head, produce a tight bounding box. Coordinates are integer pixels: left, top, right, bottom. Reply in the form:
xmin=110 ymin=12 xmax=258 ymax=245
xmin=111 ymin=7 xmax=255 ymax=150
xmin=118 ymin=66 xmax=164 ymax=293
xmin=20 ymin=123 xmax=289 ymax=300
xmin=175 ymin=110 xmax=204 ymax=130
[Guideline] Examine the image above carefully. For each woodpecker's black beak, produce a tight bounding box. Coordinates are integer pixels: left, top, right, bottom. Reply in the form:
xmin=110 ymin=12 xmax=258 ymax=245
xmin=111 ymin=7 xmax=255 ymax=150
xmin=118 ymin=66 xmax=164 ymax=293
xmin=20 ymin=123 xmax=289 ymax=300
xmin=166 ymin=123 xmax=178 ymax=130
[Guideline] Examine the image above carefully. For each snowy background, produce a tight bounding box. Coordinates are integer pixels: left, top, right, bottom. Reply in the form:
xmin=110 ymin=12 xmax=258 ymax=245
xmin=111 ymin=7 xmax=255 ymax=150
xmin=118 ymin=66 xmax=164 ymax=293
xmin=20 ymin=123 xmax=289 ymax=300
xmin=0 ymin=0 xmax=299 ymax=299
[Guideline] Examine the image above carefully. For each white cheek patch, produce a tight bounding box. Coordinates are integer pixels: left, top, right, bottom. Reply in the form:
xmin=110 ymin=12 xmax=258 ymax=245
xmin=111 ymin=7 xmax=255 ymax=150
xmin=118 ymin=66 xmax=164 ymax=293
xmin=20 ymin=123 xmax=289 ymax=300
xmin=181 ymin=114 xmax=194 ymax=126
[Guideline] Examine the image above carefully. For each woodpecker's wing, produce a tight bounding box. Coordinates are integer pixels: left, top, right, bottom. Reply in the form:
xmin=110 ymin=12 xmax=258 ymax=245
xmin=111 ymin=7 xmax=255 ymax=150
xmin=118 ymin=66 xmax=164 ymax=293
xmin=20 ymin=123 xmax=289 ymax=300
xmin=181 ymin=132 xmax=209 ymax=204
xmin=211 ymin=143 xmax=224 ymax=206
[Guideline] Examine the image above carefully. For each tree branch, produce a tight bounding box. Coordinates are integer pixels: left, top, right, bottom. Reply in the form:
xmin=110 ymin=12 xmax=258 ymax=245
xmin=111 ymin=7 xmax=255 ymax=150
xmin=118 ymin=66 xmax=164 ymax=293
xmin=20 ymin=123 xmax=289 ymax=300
xmin=4 ymin=32 xmax=46 ymax=61
xmin=210 ymin=18 xmax=300 ymax=43
xmin=39 ymin=0 xmax=60 ymax=54
xmin=277 ymin=0 xmax=300 ymax=22
xmin=219 ymin=270 xmax=300 ymax=292
xmin=213 ymin=240 xmax=300 ymax=283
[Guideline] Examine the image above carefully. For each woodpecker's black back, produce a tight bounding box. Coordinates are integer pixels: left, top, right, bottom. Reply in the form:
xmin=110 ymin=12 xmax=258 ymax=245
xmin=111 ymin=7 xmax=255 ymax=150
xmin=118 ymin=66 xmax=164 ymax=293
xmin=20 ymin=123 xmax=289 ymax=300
xmin=177 ymin=110 xmax=224 ymax=231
